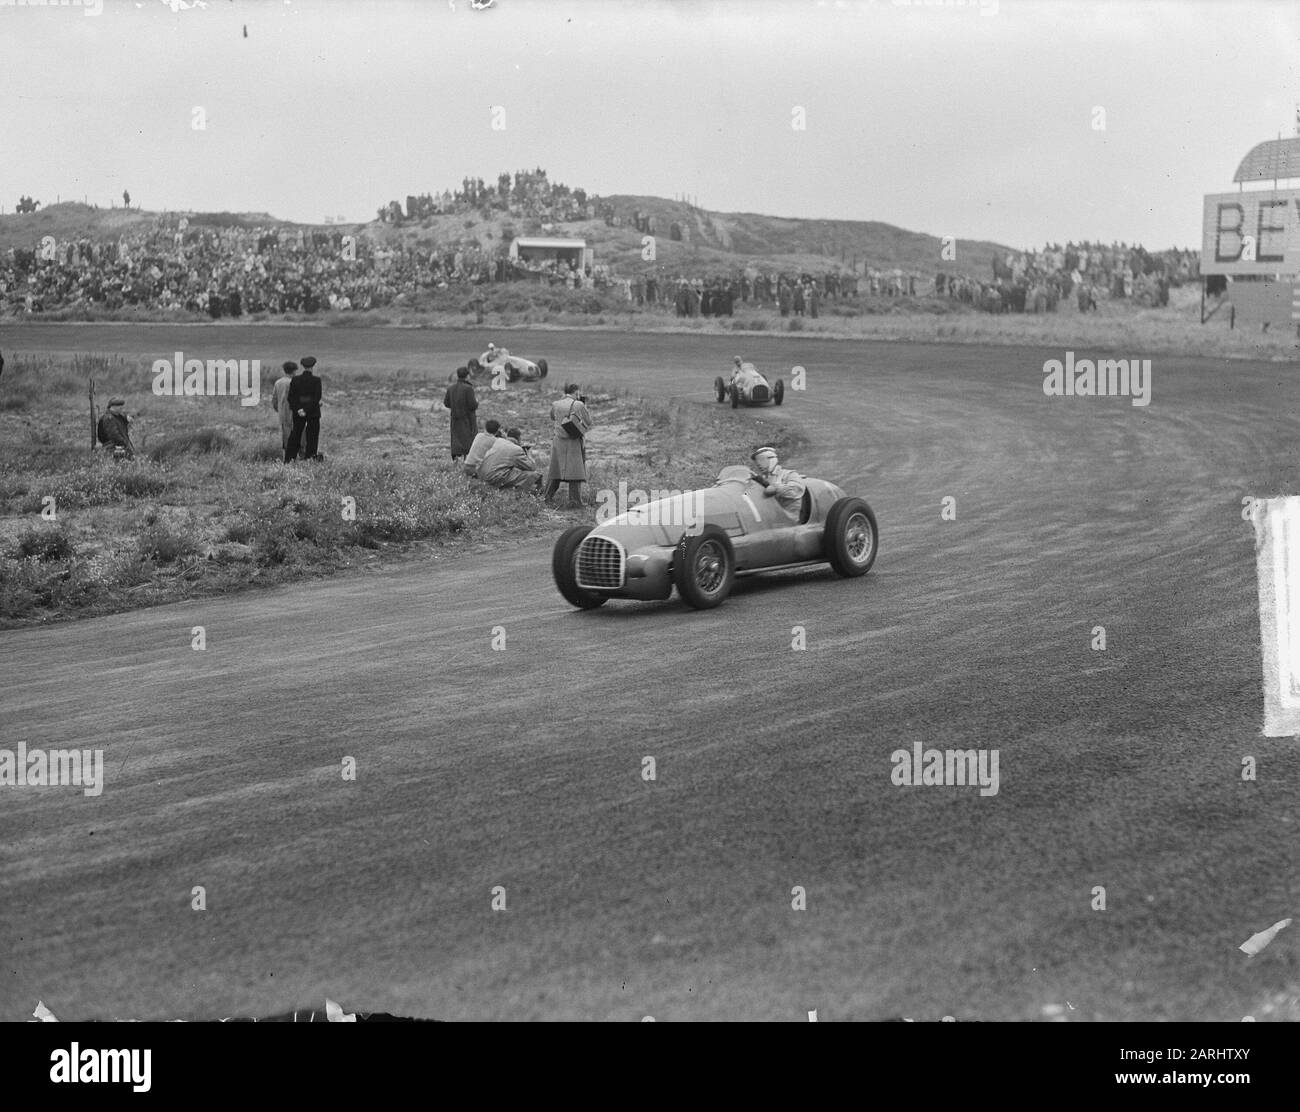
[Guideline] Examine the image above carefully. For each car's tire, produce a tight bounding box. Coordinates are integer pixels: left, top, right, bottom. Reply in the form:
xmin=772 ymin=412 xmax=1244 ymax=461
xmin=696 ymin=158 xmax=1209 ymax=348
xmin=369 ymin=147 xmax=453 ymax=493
xmin=714 ymin=376 xmax=726 ymax=403
xmin=824 ymin=497 xmax=878 ymax=577
xmin=507 ymin=364 xmax=521 ymax=383
xmin=467 ymin=357 xmax=482 ymax=376
xmin=774 ymin=379 xmax=784 ymax=405
xmin=552 ymin=525 xmax=608 ymax=609
xmin=729 ymin=383 xmax=739 ymax=409
xmin=537 ymin=358 xmax=548 ymax=379
xmin=673 ymin=524 xmax=735 ymax=609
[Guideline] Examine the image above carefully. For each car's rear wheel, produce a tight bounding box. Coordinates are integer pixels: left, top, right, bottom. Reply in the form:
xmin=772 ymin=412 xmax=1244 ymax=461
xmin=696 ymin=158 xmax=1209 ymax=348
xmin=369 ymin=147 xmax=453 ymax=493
xmin=774 ymin=379 xmax=784 ymax=405
xmin=824 ymin=497 xmax=877 ymax=577
xmin=729 ymin=383 xmax=739 ymax=408
xmin=552 ymin=525 xmax=608 ymax=609
xmin=537 ymin=358 xmax=548 ymax=379
xmin=673 ymin=525 xmax=735 ymax=609
xmin=714 ymin=376 xmax=726 ymax=402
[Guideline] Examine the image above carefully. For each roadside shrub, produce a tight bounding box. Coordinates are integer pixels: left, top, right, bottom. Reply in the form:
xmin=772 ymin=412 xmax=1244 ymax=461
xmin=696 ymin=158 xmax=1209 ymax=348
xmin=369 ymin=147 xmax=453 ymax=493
xmin=787 ymin=317 xmax=804 ymax=332
xmin=14 ymin=525 xmax=75 ymax=562
xmin=239 ymin=441 xmax=282 ymax=463
xmin=137 ymin=522 xmax=199 ymax=563
xmin=115 ymin=465 xmax=168 ymax=497
xmin=224 ymin=516 xmax=255 ymax=544
xmin=149 ymin=428 xmax=233 ymax=463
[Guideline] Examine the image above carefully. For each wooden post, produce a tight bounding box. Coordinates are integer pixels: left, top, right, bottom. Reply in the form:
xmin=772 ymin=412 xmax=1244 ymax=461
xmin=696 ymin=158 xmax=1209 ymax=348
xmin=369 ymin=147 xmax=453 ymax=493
xmin=89 ymin=378 xmax=97 ymax=451
xmin=1199 ymin=276 xmax=1205 ymax=324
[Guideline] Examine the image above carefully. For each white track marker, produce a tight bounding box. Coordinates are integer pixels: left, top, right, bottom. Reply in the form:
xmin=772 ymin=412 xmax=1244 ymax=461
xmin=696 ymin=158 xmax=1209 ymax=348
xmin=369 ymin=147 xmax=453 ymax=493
xmin=1251 ymin=497 xmax=1300 ymax=735
xmin=325 ymin=998 xmax=357 ymax=1022
xmin=32 ymin=1001 xmax=59 ymax=1022
xmin=1239 ymin=918 xmax=1292 ymax=956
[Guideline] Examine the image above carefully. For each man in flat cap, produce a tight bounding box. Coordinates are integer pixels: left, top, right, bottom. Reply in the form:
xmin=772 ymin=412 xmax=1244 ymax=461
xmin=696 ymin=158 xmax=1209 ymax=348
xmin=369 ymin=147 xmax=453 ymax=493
xmin=544 ymin=383 xmax=591 ymax=508
xmin=443 ymin=365 xmax=478 ymax=462
xmin=271 ymin=361 xmax=298 ymax=453
xmin=750 ymin=446 xmax=805 ymax=518
xmin=286 ymin=355 xmax=322 ymax=462
xmin=97 ymin=396 xmax=136 ymax=460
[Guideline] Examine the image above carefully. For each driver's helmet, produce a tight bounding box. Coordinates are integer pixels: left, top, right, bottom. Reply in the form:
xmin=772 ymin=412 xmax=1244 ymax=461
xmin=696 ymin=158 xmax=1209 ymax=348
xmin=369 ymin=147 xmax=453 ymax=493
xmin=751 ymin=446 xmax=779 ymax=475
xmin=733 ymin=356 xmax=743 ymax=367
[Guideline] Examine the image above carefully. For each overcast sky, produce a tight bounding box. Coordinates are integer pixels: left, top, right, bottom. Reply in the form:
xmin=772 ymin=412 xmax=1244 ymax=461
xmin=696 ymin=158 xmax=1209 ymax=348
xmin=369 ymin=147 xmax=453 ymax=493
xmin=1 ymin=0 xmax=1297 ymax=250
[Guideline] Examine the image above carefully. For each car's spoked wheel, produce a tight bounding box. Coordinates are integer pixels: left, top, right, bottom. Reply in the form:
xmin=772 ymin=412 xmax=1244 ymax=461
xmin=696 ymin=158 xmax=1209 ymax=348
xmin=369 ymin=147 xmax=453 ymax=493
xmin=729 ymin=384 xmax=739 ymax=409
xmin=844 ymin=512 xmax=874 ymax=566
xmin=824 ymin=497 xmax=878 ymax=577
xmin=673 ymin=525 xmax=735 ymax=609
xmin=714 ymin=376 xmax=726 ymax=402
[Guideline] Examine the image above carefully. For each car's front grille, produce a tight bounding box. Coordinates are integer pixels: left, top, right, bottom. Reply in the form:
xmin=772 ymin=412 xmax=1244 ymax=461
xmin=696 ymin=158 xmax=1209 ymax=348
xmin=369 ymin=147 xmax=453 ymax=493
xmin=751 ymin=385 xmax=769 ymax=402
xmin=576 ymin=535 xmax=625 ymax=589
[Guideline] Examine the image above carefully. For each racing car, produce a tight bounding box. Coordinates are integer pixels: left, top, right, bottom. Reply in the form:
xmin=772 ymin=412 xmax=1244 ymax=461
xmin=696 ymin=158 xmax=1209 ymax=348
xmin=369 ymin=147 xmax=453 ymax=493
xmin=715 ymin=361 xmax=784 ymax=408
xmin=467 ymin=345 xmax=549 ymax=383
xmin=552 ymin=465 xmax=876 ymax=610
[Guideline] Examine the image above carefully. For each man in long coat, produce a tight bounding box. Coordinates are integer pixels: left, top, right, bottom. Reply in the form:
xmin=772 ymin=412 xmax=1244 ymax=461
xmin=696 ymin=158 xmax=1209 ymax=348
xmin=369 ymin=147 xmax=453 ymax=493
xmin=544 ymin=383 xmax=592 ymax=508
xmin=443 ymin=366 xmax=478 ymax=461
xmin=271 ymin=361 xmax=297 ymax=452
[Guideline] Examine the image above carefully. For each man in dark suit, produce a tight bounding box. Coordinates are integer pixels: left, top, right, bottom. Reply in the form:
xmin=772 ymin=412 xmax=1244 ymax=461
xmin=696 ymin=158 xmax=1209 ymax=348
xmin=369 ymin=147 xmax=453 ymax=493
xmin=442 ymin=366 xmax=478 ymax=461
xmin=286 ymin=355 xmax=322 ymax=462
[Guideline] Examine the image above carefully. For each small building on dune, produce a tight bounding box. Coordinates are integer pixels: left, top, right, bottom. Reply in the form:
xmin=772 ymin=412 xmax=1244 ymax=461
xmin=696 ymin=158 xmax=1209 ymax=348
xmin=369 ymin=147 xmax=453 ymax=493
xmin=508 ymin=236 xmax=592 ymax=272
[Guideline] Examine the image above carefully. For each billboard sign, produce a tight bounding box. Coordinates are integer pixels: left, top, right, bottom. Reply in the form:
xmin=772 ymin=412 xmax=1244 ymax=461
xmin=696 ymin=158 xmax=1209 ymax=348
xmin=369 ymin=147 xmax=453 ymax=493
xmin=1201 ymin=189 xmax=1300 ymax=275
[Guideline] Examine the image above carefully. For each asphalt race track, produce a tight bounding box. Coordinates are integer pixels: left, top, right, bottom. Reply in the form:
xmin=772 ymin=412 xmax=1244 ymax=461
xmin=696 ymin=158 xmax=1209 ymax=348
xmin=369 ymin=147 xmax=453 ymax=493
xmin=2 ymin=325 xmax=1297 ymax=1021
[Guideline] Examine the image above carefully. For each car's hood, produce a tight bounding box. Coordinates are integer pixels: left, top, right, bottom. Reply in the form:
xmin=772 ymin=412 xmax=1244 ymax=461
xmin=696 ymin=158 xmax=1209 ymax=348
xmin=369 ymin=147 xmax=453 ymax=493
xmin=590 ymin=482 xmax=763 ymax=546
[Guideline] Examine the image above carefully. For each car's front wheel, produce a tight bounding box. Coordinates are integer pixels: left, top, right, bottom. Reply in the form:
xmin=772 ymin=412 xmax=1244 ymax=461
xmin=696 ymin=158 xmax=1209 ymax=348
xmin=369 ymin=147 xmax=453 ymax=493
xmin=824 ymin=497 xmax=877 ymax=577
xmin=729 ymin=383 xmax=739 ymax=409
xmin=773 ymin=379 xmax=784 ymax=405
xmin=673 ymin=525 xmax=735 ymax=609
xmin=536 ymin=358 xmax=548 ymax=379
xmin=714 ymin=376 xmax=726 ymax=403
xmin=552 ymin=525 xmax=608 ymax=609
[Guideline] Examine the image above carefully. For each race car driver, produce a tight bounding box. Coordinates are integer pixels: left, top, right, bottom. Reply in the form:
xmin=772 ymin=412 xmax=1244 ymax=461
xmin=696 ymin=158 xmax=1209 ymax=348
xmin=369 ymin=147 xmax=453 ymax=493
xmin=750 ymin=446 xmax=806 ymax=517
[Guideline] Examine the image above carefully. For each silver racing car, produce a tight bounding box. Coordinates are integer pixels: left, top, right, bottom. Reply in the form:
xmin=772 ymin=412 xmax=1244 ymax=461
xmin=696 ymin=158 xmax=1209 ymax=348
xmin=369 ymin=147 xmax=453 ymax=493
xmin=552 ymin=465 xmax=877 ymax=610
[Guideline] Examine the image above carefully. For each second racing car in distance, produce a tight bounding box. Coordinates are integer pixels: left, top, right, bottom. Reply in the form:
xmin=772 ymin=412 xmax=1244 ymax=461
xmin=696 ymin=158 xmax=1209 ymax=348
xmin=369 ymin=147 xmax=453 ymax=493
xmin=715 ymin=360 xmax=784 ymax=408
xmin=467 ymin=343 xmax=549 ymax=383
xmin=552 ymin=465 xmax=877 ymax=610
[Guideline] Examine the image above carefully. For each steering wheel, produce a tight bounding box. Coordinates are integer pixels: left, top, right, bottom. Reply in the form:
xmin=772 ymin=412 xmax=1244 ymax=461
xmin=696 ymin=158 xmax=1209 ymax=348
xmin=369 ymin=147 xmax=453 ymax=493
xmin=749 ymin=471 xmax=769 ymax=487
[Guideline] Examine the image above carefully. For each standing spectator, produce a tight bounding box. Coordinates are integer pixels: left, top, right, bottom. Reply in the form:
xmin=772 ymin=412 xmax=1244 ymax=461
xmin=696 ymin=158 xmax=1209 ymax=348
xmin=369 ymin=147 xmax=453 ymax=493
xmin=443 ymin=365 xmax=478 ymax=461
xmin=793 ymin=283 xmax=805 ymax=316
xmin=271 ymin=361 xmax=297 ymax=453
xmin=544 ymin=383 xmax=591 ymax=508
xmin=286 ymin=355 xmax=323 ymax=462
xmin=808 ymin=282 xmax=819 ymax=318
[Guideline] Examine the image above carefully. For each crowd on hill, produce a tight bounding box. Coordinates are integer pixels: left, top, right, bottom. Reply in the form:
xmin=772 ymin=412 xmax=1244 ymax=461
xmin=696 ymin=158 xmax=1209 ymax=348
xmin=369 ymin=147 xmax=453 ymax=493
xmin=1 ymin=169 xmax=1197 ymax=319
xmin=936 ymin=241 xmax=1199 ymax=315
xmin=384 ymin=168 xmax=592 ymax=226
